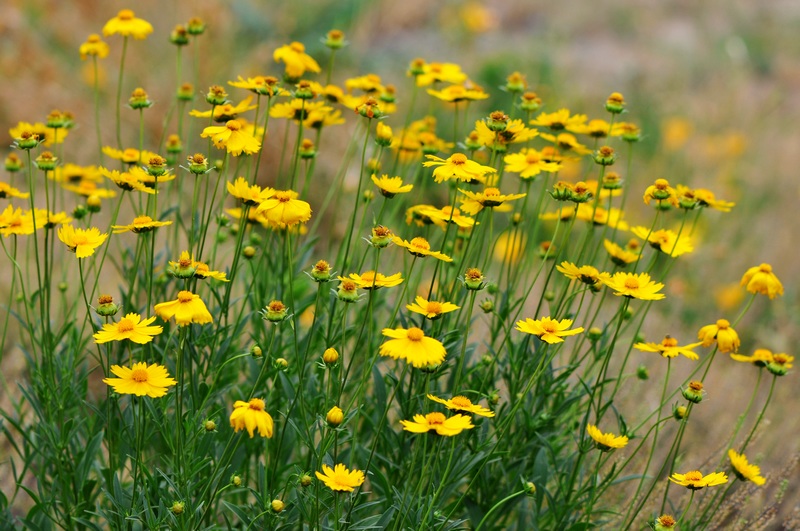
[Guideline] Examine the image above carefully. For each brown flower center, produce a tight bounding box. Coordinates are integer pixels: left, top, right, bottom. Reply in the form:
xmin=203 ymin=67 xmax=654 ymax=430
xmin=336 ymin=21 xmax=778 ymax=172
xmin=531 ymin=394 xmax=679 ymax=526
xmin=525 ymin=152 xmax=541 ymax=164
xmin=226 ymin=120 xmax=242 ymax=131
xmin=341 ymin=280 xmax=357 ymax=291
xmin=716 ymin=319 xmax=730 ymax=329
xmin=117 ymin=319 xmax=135 ymax=333
xmin=654 ymin=179 xmax=670 ymax=189
xmin=450 ymin=396 xmax=472 ymax=408
xmin=484 ymin=187 xmax=501 ymax=197
xmin=685 ymin=471 xmax=703 ymax=482
xmin=248 ymin=398 xmax=265 ymax=411
xmin=426 ymin=302 xmax=443 ymax=314
xmin=118 ymin=9 xmax=134 ymax=20
xmin=662 ymin=336 xmax=678 ymax=348
xmin=624 ymin=277 xmax=640 ymax=290
xmin=98 ymin=295 xmax=113 ymax=305
xmin=450 ymin=153 xmax=468 ymax=165
xmin=268 ymin=300 xmax=285 ymax=312
xmin=131 ymin=368 xmax=148 ymax=382
xmin=759 ymin=263 xmax=772 ymax=273
xmin=276 ymin=191 xmax=292 ymax=202
xmin=133 ymin=215 xmax=153 ymax=225
xmin=427 ymin=412 xmax=446 ymax=425
xmin=688 ymin=381 xmax=703 ymax=391
xmin=406 ymin=327 xmax=424 ymax=341
xmin=290 ymin=42 xmax=305 ymax=52
xmin=177 ymin=291 xmax=194 ymax=303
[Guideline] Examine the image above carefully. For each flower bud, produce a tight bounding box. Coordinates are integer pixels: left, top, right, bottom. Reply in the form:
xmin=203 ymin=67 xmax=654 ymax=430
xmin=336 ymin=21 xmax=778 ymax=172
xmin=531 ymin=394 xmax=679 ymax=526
xmin=35 ymin=152 xmax=58 ymax=171
xmin=187 ymin=153 xmax=209 ymax=174
xmin=682 ymin=381 xmax=704 ymax=403
xmin=170 ymin=24 xmax=189 ymax=46
xmin=375 ymin=122 xmax=393 ymax=147
xmin=588 ymin=327 xmax=603 ymax=342
xmin=15 ymin=131 xmax=41 ymax=150
xmin=636 ymin=365 xmax=649 ymax=380
xmin=370 ymin=225 xmax=393 ymax=248
xmin=602 ymin=171 xmax=623 ymax=190
xmin=187 ymin=16 xmax=206 ymax=35
xmin=95 ymin=295 xmax=120 ymax=317
xmin=5 ymin=153 xmax=22 ymax=172
xmin=129 ymin=88 xmax=153 ymax=110
xmin=673 ymin=405 xmax=687 ymax=421
xmin=569 ymin=182 xmax=594 ymax=204
xmin=251 ymin=345 xmax=263 ymax=358
xmin=300 ymin=474 xmax=313 ymax=487
xmin=231 ymin=474 xmax=242 ymax=487
xmin=171 ymin=501 xmax=185 ymax=515
xmin=274 ymin=357 xmax=289 ymax=370
xmin=206 ymin=85 xmax=229 ymax=106
xmin=295 ymin=80 xmax=315 ymax=100
xmin=593 ymin=146 xmax=616 ymax=166
xmin=486 ymin=110 xmax=510 ymax=132
xmin=271 ymin=499 xmax=285 ymax=513
xmin=243 ymin=245 xmax=256 ymax=259
xmin=505 ymin=72 xmax=527 ymax=94
xmin=204 ymin=419 xmax=217 ymax=432
xmin=523 ymin=481 xmax=536 ymax=496
xmin=87 ymin=194 xmax=102 ymax=213
xmin=310 ymin=260 xmax=332 ymax=282
xmin=519 ymin=92 xmax=542 ymax=113
xmin=58 ymin=282 xmax=68 ymax=292
xmin=326 ymin=406 xmax=344 ymax=427
xmin=605 ymin=92 xmax=625 ymax=114
xmin=479 ymin=299 xmax=494 ymax=313
xmin=337 ymin=279 xmax=359 ymax=303
xmin=262 ymin=300 xmax=289 ymax=323
xmin=299 ymin=138 xmax=316 ymax=159
xmin=177 ymin=82 xmax=195 ymax=102
xmin=465 ymin=131 xmax=482 ymax=151
xmin=324 ymin=29 xmax=346 ymax=49
xmin=323 ymin=347 xmax=339 ymax=365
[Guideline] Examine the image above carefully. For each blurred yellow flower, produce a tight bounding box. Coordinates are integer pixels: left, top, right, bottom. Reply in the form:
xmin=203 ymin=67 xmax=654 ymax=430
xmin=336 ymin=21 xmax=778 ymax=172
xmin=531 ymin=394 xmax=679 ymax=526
xmin=427 ymin=84 xmax=489 ymax=103
xmin=531 ymin=109 xmax=587 ymax=131
xmin=728 ymin=450 xmax=766 ymax=486
xmin=190 ymin=97 xmax=258 ymax=122
xmin=503 ymin=148 xmax=561 ymax=179
xmin=426 ymin=394 xmax=494 ymax=417
xmin=697 ymin=319 xmax=739 ymax=353
xmin=111 ymin=214 xmax=172 ymax=234
xmin=273 ymin=42 xmax=321 ymax=79
xmin=458 ymin=187 xmax=526 ymax=215
xmin=740 ymin=263 xmax=783 ymax=299
xmin=603 ymin=239 xmax=641 ymax=266
xmin=392 ymin=236 xmax=451 ymax=262
xmin=423 ymin=153 xmax=496 ymax=183
xmin=102 ymin=9 xmax=154 ymax=40
xmin=79 ymin=34 xmax=109 ymax=60
xmin=631 ymin=226 xmax=693 ymax=257
xmin=415 ymin=62 xmax=467 ymax=87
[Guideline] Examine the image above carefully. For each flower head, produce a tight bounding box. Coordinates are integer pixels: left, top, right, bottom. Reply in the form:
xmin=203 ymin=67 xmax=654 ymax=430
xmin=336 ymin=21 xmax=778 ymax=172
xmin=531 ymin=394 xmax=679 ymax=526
xmin=190 ymin=97 xmax=258 ymax=122
xmin=515 ymin=317 xmax=584 ymax=344
xmin=380 ymin=327 xmax=446 ymax=368
xmin=154 ymin=291 xmax=213 ymax=326
xmin=740 ymin=263 xmax=783 ymax=299
xmin=556 ymin=262 xmax=610 ymax=288
xmin=728 ymin=450 xmax=766 ymax=486
xmin=392 ymin=236 xmax=452 ymax=262
xmin=400 ymin=412 xmax=474 ymax=436
xmin=345 ymin=271 xmax=403 ymax=290
xmin=93 ymin=313 xmax=163 ymax=344
xmin=697 ymin=319 xmax=740 ymax=353
xmin=631 ymin=226 xmax=693 ymax=258
xmin=273 ymin=42 xmax=321 ymax=80
xmin=530 ymin=108 xmax=587 ymax=131
xmin=371 ymin=174 xmax=413 ymax=198
xmin=423 ymin=153 xmax=496 ymax=184
xmin=227 ymin=177 xmax=274 ymax=206
xmin=57 ymin=224 xmax=107 ymax=258
xmin=729 ymin=348 xmax=774 ymax=367
xmin=315 ymin=463 xmax=365 ymax=492
xmin=102 ymin=9 xmax=154 ymax=39
xmin=602 ymin=272 xmax=665 ymax=300
xmin=586 ymin=424 xmax=628 ymax=451
xmin=426 ymin=394 xmax=494 ymax=417
xmin=458 ymin=187 xmax=526 ymax=215
xmin=254 ymin=189 xmax=312 ymax=227
xmin=79 ymin=34 xmax=109 ymax=60
xmin=230 ymin=398 xmax=274 ymax=438
xmin=503 ymin=148 xmax=561 ymax=179
xmin=668 ymin=470 xmax=728 ymax=490
xmin=112 ymin=214 xmax=172 ymax=234
xmin=103 ymin=362 xmax=176 ymax=398
xmin=427 ymin=84 xmax=489 ymax=103
xmin=407 ymin=297 xmax=459 ymax=320
xmin=603 ymin=239 xmax=641 ymax=266
xmin=201 ymin=120 xmax=261 ymax=156
xmin=634 ymin=336 xmax=702 ymax=361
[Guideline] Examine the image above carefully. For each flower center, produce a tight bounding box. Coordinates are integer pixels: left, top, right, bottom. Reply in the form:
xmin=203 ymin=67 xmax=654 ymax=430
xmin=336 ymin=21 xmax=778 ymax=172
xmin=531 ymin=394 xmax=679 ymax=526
xmin=98 ymin=295 xmax=113 ymax=304
xmin=427 ymin=412 xmax=446 ymax=425
xmin=685 ymin=471 xmax=703 ymax=482
xmin=406 ymin=327 xmax=424 ymax=341
xmin=131 ymin=368 xmax=148 ymax=383
xmin=759 ymin=263 xmax=772 ymax=273
xmin=341 ymin=280 xmax=357 ymax=291
xmin=248 ymin=398 xmax=266 ymax=410
xmin=118 ymin=9 xmax=134 ymax=20
xmin=410 ymin=237 xmax=430 ymax=251
xmin=774 ymin=353 xmax=790 ymax=365
xmin=290 ymin=42 xmax=305 ymax=52
xmin=226 ymin=120 xmax=242 ymax=131
xmin=450 ymin=153 xmax=468 ymax=165
xmin=688 ymin=381 xmax=703 ymax=391
xmin=268 ymin=301 xmax=285 ymax=312
xmin=122 ymin=148 xmax=139 ymax=160
xmin=133 ymin=215 xmax=153 ymax=225
xmin=361 ymin=271 xmax=377 ymax=282
xmin=662 ymin=336 xmax=678 ymax=348
xmin=654 ymin=178 xmax=670 ymax=189
xmin=177 ymin=291 xmax=194 ymax=303
xmin=117 ymin=319 xmax=135 ymax=333
xmin=484 ymin=187 xmax=500 ymax=197
xmin=525 ymin=152 xmax=541 ymax=164
xmin=450 ymin=396 xmax=472 ymax=408
xmin=179 ymin=257 xmax=192 ymax=267
xmin=426 ymin=302 xmax=443 ymax=314
xmin=541 ymin=321 xmax=557 ymax=334
xmin=716 ymin=319 xmax=730 ymax=329
xmin=88 ymin=34 xmax=101 ymax=43
xmin=72 ymin=234 xmax=89 ymax=245
xmin=624 ymin=277 xmax=640 ymax=290
xmin=276 ymin=191 xmax=292 ymax=202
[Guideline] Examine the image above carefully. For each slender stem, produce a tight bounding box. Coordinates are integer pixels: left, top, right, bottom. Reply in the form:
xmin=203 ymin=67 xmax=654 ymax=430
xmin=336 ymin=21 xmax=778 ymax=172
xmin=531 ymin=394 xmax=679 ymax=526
xmin=115 ymin=36 xmax=129 ymax=150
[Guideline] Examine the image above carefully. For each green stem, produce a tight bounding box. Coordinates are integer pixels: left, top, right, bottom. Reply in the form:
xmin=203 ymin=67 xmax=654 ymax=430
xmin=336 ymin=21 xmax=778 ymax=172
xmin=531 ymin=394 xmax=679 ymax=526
xmin=115 ymin=36 xmax=128 ymax=150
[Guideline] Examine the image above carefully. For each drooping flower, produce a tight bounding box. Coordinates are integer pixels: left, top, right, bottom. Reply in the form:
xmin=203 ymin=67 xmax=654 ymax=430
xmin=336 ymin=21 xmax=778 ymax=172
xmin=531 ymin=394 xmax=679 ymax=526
xmin=392 ymin=236 xmax=452 ymax=261
xmin=643 ymin=178 xmax=679 ymax=208
xmin=371 ymin=174 xmax=413 ymax=198
xmin=457 ymin=187 xmax=526 ymax=215
xmin=586 ymin=424 xmax=628 ymax=451
xmin=345 ymin=271 xmax=403 ymax=290
xmin=634 ymin=336 xmax=702 ymax=360
xmin=111 ymin=214 xmax=172 ymax=234
xmin=79 ymin=34 xmax=110 ymax=60
xmin=154 ymin=291 xmax=213 ymax=326
xmin=93 ymin=313 xmax=163 ymax=344
xmin=102 ymin=9 xmax=154 ymax=40
xmin=230 ymin=398 xmax=274 ymax=438
xmin=697 ymin=319 xmax=740 ymax=353
xmin=407 ymin=297 xmax=459 ymax=320
xmin=380 ymin=327 xmax=446 ymax=368
xmin=426 ymin=394 xmax=494 ymax=417
xmin=201 ymin=119 xmax=261 ymax=156
xmin=100 ymin=167 xmax=156 ymax=194
xmin=668 ymin=470 xmax=728 ymax=490
xmin=57 ymin=224 xmax=108 ymax=258
xmin=515 ymin=317 xmax=584 ymax=344
xmin=422 ymin=205 xmax=478 ymax=229
xmin=423 ymin=153 xmax=496 ymax=183
xmin=400 ymin=412 xmax=474 ymax=435
xmin=740 ymin=263 xmax=783 ymax=299
xmin=273 ymin=42 xmax=321 ymax=79
xmin=728 ymin=450 xmax=766 ymax=486
xmin=602 ymin=272 xmax=666 ymax=300
xmin=254 ymin=189 xmax=312 ymax=227
xmin=102 ymin=362 xmax=176 ymax=398
xmin=631 ymin=226 xmax=693 ymax=257
xmin=315 ymin=463 xmax=365 ymax=492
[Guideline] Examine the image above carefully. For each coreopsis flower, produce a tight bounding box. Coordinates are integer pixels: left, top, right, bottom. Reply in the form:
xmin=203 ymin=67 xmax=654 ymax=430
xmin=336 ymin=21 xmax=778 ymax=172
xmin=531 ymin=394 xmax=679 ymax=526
xmin=603 ymin=239 xmax=641 ymax=266
xmin=230 ymin=398 xmax=274 ymax=438
xmin=273 ymin=42 xmax=321 ymax=79
xmin=201 ymin=120 xmax=261 ymax=156
xmin=270 ymin=99 xmax=331 ymax=122
xmin=766 ymin=353 xmax=793 ymax=376
xmin=473 ymin=119 xmax=538 ymax=151
xmin=0 ymin=182 xmax=29 ymax=200
xmin=193 ymin=261 xmax=228 ymax=281
xmin=603 ymin=272 xmax=666 ymax=300
xmin=503 ymin=148 xmax=561 ymax=179
xmin=643 ymin=179 xmax=679 ymax=208
xmin=345 ymin=271 xmax=403 ymax=290
xmin=539 ymin=132 xmax=592 ymax=155
xmin=79 ymin=34 xmax=109 ymax=60
xmin=457 ymin=187 xmax=526 ymax=215
xmin=103 ymin=362 xmax=177 ymax=398
xmin=189 ymin=97 xmax=258 ymax=121
xmin=668 ymin=470 xmax=728 ymax=490
xmin=315 ymin=463 xmax=365 ymax=492
xmin=556 ymin=262 xmax=610 ymax=288
xmin=730 ymin=348 xmax=775 ymax=367
xmin=407 ymin=297 xmax=459 ymax=320
xmin=427 ymin=84 xmax=489 ymax=103
xmin=371 ymin=174 xmax=412 ymax=198
xmin=415 ymin=62 xmax=468 ymax=87
xmin=0 ymin=206 xmax=37 ymax=237
xmin=689 ymin=187 xmax=735 ymax=212
xmin=154 ymin=291 xmax=213 ymax=326
xmin=255 ymin=189 xmax=312 ymax=227
xmin=380 ymin=327 xmax=446 ymax=368
xmin=228 ymin=75 xmax=282 ymax=97
xmin=631 ymin=226 xmax=693 ymax=257
xmin=57 ymin=224 xmax=107 ymax=257
xmin=728 ymin=450 xmax=766 ymax=486
xmin=345 ymin=73 xmax=384 ymax=93
xmin=423 ymin=153 xmax=496 ymax=183
xmin=102 ymin=9 xmax=154 ymax=39
xmin=422 ymin=205 xmax=478 ymax=229
xmin=426 ymin=394 xmax=494 ymax=417
xmin=531 ymin=108 xmax=587 ymax=131
xmin=655 ymin=515 xmax=677 ymax=531
xmin=112 ymin=214 xmax=172 ymax=234
xmin=392 ymin=236 xmax=452 ymax=261
xmin=326 ymin=405 xmax=344 ymax=427
xmin=569 ymin=119 xmax=621 ymax=138
xmin=100 ymin=167 xmax=155 ymax=194
xmin=400 ymin=412 xmax=474 ymax=436
xmin=697 ymin=319 xmax=740 ymax=353
xmin=634 ymin=336 xmax=702 ymax=360
xmin=10 ymin=122 xmax=67 ymax=147
xmin=515 ymin=317 xmax=584 ymax=344
xmin=683 ymin=380 xmax=705 ymax=403
xmin=740 ymin=263 xmax=783 ymax=299
xmin=227 ymin=177 xmax=273 ymax=206
xmin=586 ymin=424 xmax=628 ymax=451
xmin=93 ymin=313 xmax=163 ymax=344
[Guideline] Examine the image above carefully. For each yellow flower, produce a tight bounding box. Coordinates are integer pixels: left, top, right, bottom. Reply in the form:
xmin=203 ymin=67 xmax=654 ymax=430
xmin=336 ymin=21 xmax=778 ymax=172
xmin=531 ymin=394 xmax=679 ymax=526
xmin=602 ymin=272 xmax=666 ymax=300
xmin=57 ymin=224 xmax=107 ymax=258
xmin=643 ymin=178 xmax=679 ymax=207
xmin=415 ymin=62 xmax=467 ymax=87
xmin=392 ymin=236 xmax=452 ymax=262
xmin=79 ymin=34 xmax=109 ymax=60
xmin=93 ymin=313 xmax=163 ymax=344
xmin=102 ymin=9 xmax=154 ymax=40
xmin=102 ymin=146 xmax=160 ymax=165
xmin=728 ymin=450 xmax=766 ymax=486
xmin=556 ymin=262 xmax=610 ymax=287
xmin=400 ymin=412 xmax=474 ymax=436
xmin=270 ymin=100 xmax=332 ymax=122
xmin=421 ymin=205 xmax=478 ymax=229
xmin=345 ymin=271 xmax=403 ymax=290
xmin=407 ymin=296 xmax=460 ymax=320
xmin=380 ymin=327 xmax=446 ymax=368
xmin=493 ymin=231 xmax=526 ymax=264
xmin=531 ymin=109 xmax=587 ymax=131
xmin=515 ymin=317 xmax=584 ymax=344
xmin=102 ymin=362 xmax=176 ymax=398
xmin=631 ymin=226 xmax=693 ymax=257
xmin=0 ymin=182 xmax=29 ymax=199
xmin=254 ymin=189 xmax=312 ymax=227
xmin=634 ymin=336 xmax=702 ymax=360
xmin=100 ymin=167 xmax=155 ymax=194
xmin=315 ymin=463 xmax=365 ymax=492
xmin=201 ymin=120 xmax=261 ymax=156
xmin=193 ymin=261 xmax=229 ymax=282
xmin=423 ymin=153 xmax=496 ymax=184
xmin=228 ymin=75 xmax=282 ymax=97
xmin=668 ymin=470 xmax=728 ymax=490
xmin=230 ymin=398 xmax=274 ymax=438
xmin=371 ymin=174 xmax=413 ymax=198
xmin=697 ymin=319 xmax=740 ymax=353
xmin=345 ymin=73 xmax=384 ymax=93
xmin=569 ymin=119 xmax=623 ymax=138
xmin=154 ymin=291 xmax=213 ymax=326
xmin=10 ymin=122 xmax=68 ymax=147
xmin=427 ymin=84 xmax=489 ymax=103
xmin=603 ymin=239 xmax=641 ymax=266
xmin=539 ymin=132 xmax=592 ymax=155
xmin=190 ymin=97 xmax=258 ymax=121
xmin=112 ymin=214 xmax=172 ymax=234
xmin=503 ymin=148 xmax=561 ymax=179
xmin=730 ymin=348 xmax=775 ymax=367
xmin=227 ymin=176 xmax=273 ymax=206
xmin=426 ymin=394 xmax=494 ymax=417
xmin=273 ymin=42 xmax=321 ymax=79
xmin=689 ymin=186 xmax=735 ymax=212
xmin=740 ymin=263 xmax=783 ymax=299
xmin=473 ymin=119 xmax=538 ymax=150
xmin=457 ymin=187 xmax=526 ymax=215
xmin=586 ymin=424 xmax=628 ymax=451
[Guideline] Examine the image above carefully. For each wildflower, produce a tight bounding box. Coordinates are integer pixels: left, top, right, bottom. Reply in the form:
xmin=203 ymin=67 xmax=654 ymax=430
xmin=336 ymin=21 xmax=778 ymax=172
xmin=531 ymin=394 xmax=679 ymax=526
xmin=262 ymin=300 xmax=289 ymax=323
xmin=392 ymin=236 xmax=452 ymax=262
xmin=315 ymin=463 xmax=365 ymax=492
xmin=473 ymin=118 xmax=538 ymax=150
xmin=326 ymin=406 xmax=344 ymax=427
xmin=531 ymin=108 xmax=587 ymax=131
xmin=273 ymin=42 xmax=321 ymax=80
xmin=684 ymin=186 xmax=735 ymax=212
xmin=300 ymin=474 xmax=313 ymax=487
xmin=767 ymin=353 xmax=793 ymax=376
xmin=631 ymin=226 xmax=693 ymax=257
xmin=57 ymin=224 xmax=107 ymax=258
xmin=371 ymin=174 xmax=413 ymax=198
xmin=190 ymin=97 xmax=257 ymax=121
xmin=682 ymin=380 xmax=705 ymax=403
xmin=310 ymin=260 xmax=333 ymax=282
xmin=697 ymin=319 xmax=740 ymax=353
xmin=100 ymin=167 xmax=155 ymax=194
xmin=603 ymin=239 xmax=641 ymax=266
xmin=337 ymin=279 xmax=360 ymax=303
xmin=503 ymin=148 xmax=561 ymax=179
xmin=93 ymin=313 xmax=163 ymax=344
xmin=463 ymin=268 xmax=486 ymax=290
xmin=270 ymin=499 xmax=285 ymax=513
xmin=4 ymin=153 xmax=22 ymax=172
xmin=154 ymin=291 xmax=213 ymax=326
xmin=426 ymin=394 xmax=494 ymax=417
xmin=539 ymin=132 xmax=592 ymax=155
xmin=230 ymin=398 xmax=274 ymax=438
xmin=102 ymin=146 xmax=160 ymax=165
xmin=668 ymin=470 xmax=728 ymax=490
xmin=605 ymin=92 xmax=626 ymax=114
xmin=400 ymin=412 xmax=474 ymax=435
xmin=556 ymin=262 xmax=610 ymax=288
xmin=654 ymin=515 xmax=676 ymax=531
xmin=380 ymin=327 xmax=446 ymax=368
xmin=323 ymin=347 xmax=339 ymax=364
xmin=9 ymin=124 xmax=42 ymax=148
xmin=345 ymin=271 xmax=403 ymax=290
xmin=324 ymin=29 xmax=347 ymax=49
xmin=187 ymin=16 xmax=206 ymax=35
xmin=0 ymin=182 xmax=29 ymax=199
xmin=95 ymin=295 xmax=120 ymax=317
xmin=423 ymin=153 xmax=496 ymax=183
xmin=227 ymin=176 xmax=272 ymax=206
xmin=415 ymin=62 xmax=467 ymax=86
xmin=515 ymin=317 xmax=584 ymax=344
xmin=201 ymin=119 xmax=261 ymax=156
xmin=407 ymin=296 xmax=459 ymax=320
xmin=634 ymin=336 xmax=702 ymax=360
xmin=730 ymin=348 xmax=774 ymax=367
xmin=603 ymin=272 xmax=666 ymax=300
xmin=593 ymin=145 xmax=616 ymax=166
xmin=79 ymin=34 xmax=109 ymax=59
xmin=586 ymin=424 xmax=628 ymax=451
xmin=728 ymin=450 xmax=766 ymax=486
xmin=740 ymin=263 xmax=783 ymax=299
xmin=128 ymin=87 xmax=152 ymax=109
xmin=423 ymin=206 xmax=478 ymax=229
xmin=169 ymin=24 xmax=189 ymax=46
xmin=427 ymin=84 xmax=489 ymax=103
xmin=228 ymin=75 xmax=281 ymax=97
xmin=643 ymin=179 xmax=679 ymax=207
xmin=102 ymin=362 xmax=177 ymax=398
xmin=458 ymin=187 xmax=526 ymax=215
xmin=254 ymin=189 xmax=312 ymax=227
xmin=170 ymin=501 xmax=185 ymax=515
xmin=102 ymin=9 xmax=154 ymax=39
xmin=112 ymin=214 xmax=172 ymax=234
xmin=193 ymin=261 xmax=228 ymax=281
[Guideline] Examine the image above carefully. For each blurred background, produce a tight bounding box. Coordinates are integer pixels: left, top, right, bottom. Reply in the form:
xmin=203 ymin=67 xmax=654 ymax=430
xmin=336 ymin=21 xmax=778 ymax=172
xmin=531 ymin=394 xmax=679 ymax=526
xmin=2 ymin=0 xmax=799 ymax=525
